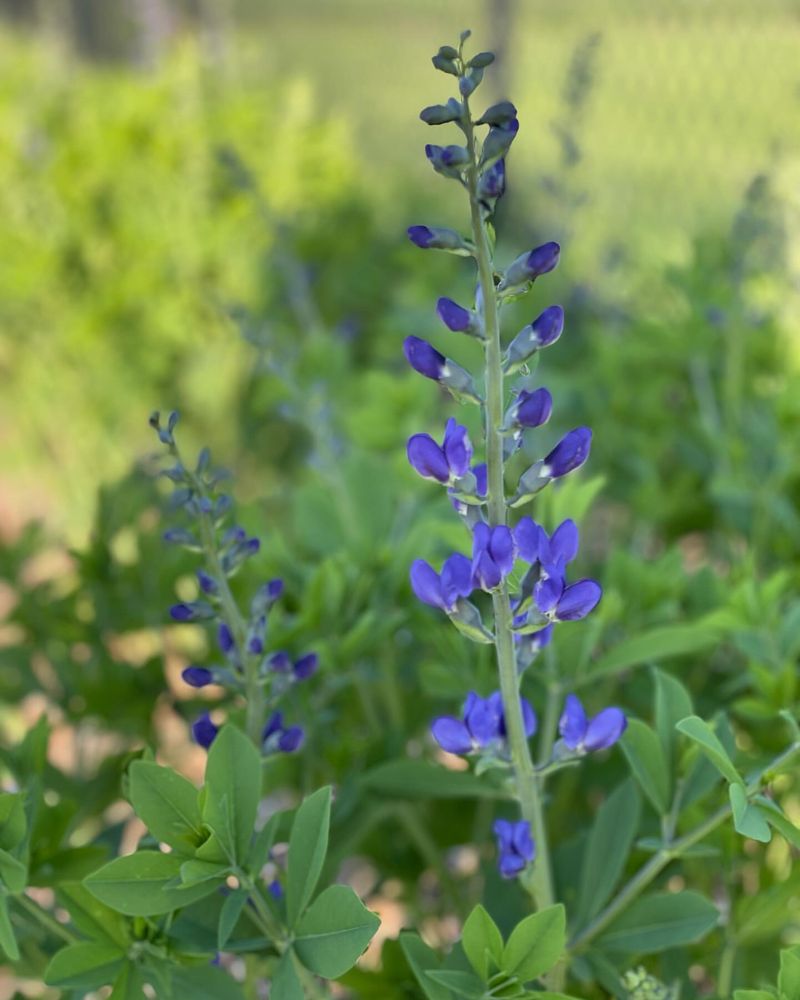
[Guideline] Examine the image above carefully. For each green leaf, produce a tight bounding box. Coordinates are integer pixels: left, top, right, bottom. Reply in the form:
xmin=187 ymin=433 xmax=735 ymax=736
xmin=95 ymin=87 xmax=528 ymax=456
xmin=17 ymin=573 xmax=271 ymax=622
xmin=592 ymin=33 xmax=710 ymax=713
xmin=294 ymin=884 xmax=380 ymax=978
xmin=620 ymin=720 xmax=670 ymax=815
xmin=218 ymin=887 xmax=250 ymax=949
xmin=109 ymin=963 xmax=145 ymax=1000
xmin=84 ymin=850 xmax=223 ymax=916
xmin=57 ymin=882 xmax=130 ymax=949
xmin=399 ymin=931 xmax=451 ymax=1000
xmin=271 ymin=951 xmax=305 ymax=1000
xmin=596 ymin=891 xmax=719 ymax=954
xmin=676 ymin=716 xmax=743 ymax=786
xmin=44 ymin=941 xmax=125 ymax=989
xmin=171 ymin=965 xmax=246 ymax=999
xmin=501 ymin=904 xmax=566 ymax=983
xmin=729 ymin=784 xmax=771 ymax=843
xmin=287 ymin=786 xmax=331 ymax=927
xmin=0 ymin=896 xmax=19 ymax=961
xmin=733 ymin=991 xmax=775 ymax=1000
xmin=202 ymin=725 xmax=263 ymax=865
xmin=653 ymin=668 xmax=693 ymax=768
xmin=180 ymin=858 xmax=231 ymax=888
xmin=248 ymin=811 xmax=285 ymax=873
xmin=426 ymin=969 xmax=485 ymax=997
xmin=360 ymin=759 xmax=506 ymax=799
xmin=779 ymin=947 xmax=800 ymax=1000
xmin=128 ymin=761 xmax=203 ymax=852
xmin=576 ymin=780 xmax=641 ymax=926
xmin=0 ymin=846 xmax=27 ymax=894
xmin=755 ymin=798 xmax=800 ymax=849
xmin=585 ymin=622 xmax=722 ymax=681
xmin=0 ymin=793 xmax=26 ymax=852
xmin=461 ymin=904 xmax=504 ymax=980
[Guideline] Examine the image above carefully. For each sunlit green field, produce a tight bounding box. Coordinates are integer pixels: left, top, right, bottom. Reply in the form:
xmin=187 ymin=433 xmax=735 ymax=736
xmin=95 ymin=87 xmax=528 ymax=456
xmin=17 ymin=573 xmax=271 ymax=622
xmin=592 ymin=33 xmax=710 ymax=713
xmin=1 ymin=0 xmax=799 ymax=536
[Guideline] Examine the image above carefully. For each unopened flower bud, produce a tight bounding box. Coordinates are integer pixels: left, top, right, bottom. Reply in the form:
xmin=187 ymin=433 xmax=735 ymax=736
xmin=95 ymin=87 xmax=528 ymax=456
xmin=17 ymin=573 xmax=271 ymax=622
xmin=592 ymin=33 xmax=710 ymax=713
xmin=407 ymin=225 xmax=473 ymax=255
xmin=500 ymin=241 xmax=561 ymax=291
xmin=419 ymin=98 xmax=463 ymax=125
xmin=182 ymin=666 xmax=214 ymax=688
xmin=476 ymin=100 xmax=517 ymax=126
xmin=504 ymin=305 xmax=564 ymax=374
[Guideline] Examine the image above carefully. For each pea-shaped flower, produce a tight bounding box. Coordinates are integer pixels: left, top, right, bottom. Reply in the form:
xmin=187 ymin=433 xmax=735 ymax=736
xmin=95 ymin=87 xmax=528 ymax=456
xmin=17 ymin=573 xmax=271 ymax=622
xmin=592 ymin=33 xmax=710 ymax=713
xmin=431 ymin=690 xmax=536 ymax=755
xmin=559 ymin=694 xmax=627 ymax=753
xmin=410 ymin=553 xmax=474 ymax=612
xmin=407 ymin=418 xmax=473 ymax=485
xmin=471 ymin=523 xmax=516 ymax=591
xmin=493 ymin=819 xmax=535 ymax=879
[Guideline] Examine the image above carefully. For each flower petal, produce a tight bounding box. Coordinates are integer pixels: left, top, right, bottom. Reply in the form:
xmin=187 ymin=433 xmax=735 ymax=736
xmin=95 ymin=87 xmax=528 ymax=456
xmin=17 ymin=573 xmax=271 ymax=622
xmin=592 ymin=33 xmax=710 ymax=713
xmin=584 ymin=708 xmax=628 ymax=752
xmin=556 ymin=579 xmax=602 ymax=621
xmin=559 ymin=693 xmax=588 ymax=750
xmin=407 ymin=434 xmax=450 ymax=482
xmin=431 ymin=716 xmax=474 ymax=754
xmin=409 ymin=560 xmax=445 ymax=609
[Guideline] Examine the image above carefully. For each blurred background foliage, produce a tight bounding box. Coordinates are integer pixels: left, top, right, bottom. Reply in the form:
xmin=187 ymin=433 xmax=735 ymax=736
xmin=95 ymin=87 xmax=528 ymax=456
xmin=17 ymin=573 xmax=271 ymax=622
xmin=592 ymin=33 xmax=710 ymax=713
xmin=1 ymin=0 xmax=800 ymax=996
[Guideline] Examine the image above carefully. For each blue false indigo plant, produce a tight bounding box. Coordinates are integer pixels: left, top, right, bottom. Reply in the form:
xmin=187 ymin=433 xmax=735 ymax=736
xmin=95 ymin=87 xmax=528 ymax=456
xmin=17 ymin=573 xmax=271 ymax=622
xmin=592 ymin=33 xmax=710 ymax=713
xmin=396 ymin=31 xmax=800 ymax=998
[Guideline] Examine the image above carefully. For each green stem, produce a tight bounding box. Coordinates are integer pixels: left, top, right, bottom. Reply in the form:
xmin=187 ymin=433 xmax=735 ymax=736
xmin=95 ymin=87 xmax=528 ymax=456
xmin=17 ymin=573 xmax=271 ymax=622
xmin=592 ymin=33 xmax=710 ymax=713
xmin=570 ymin=741 xmax=800 ymax=953
xmin=14 ymin=892 xmax=77 ymax=945
xmin=463 ymin=95 xmax=556 ymax=918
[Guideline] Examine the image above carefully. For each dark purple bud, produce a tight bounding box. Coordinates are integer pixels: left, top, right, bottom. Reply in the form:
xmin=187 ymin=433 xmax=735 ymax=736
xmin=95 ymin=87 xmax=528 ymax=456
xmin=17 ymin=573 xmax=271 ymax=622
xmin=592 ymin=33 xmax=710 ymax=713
xmin=223 ymin=526 xmax=247 ymax=546
xmin=247 ymin=636 xmax=264 ymax=655
xmin=197 ymin=570 xmax=218 ymax=595
xmin=501 ymin=241 xmax=561 ymax=290
xmin=267 ymin=578 xmax=284 ymax=601
xmin=268 ymin=880 xmax=283 ymax=900
xmin=476 ymin=100 xmax=517 ymax=126
xmin=544 ymin=427 xmax=592 ymax=478
xmin=479 ymin=120 xmax=519 ymax=169
xmin=182 ymin=666 xmax=214 ymax=688
xmin=163 ymin=528 xmax=198 ymax=547
xmin=555 ymin=579 xmax=602 ymax=621
xmin=407 ymin=434 xmax=450 ymax=483
xmin=478 ymin=159 xmax=506 ymax=201
xmin=293 ymin=653 xmax=318 ymax=680
xmin=191 ymin=713 xmax=219 ymax=749
xmin=169 ymin=602 xmax=214 ymax=622
xmin=436 ymin=297 xmax=473 ymax=333
xmin=218 ymin=622 xmax=235 ymax=655
xmin=514 ymin=387 xmax=553 ymax=429
xmin=406 ymin=226 xmax=471 ymax=253
xmin=403 ymin=336 xmax=446 ymax=381
xmin=268 ymin=651 xmax=293 ymax=673
xmin=278 ymin=726 xmax=304 ymax=753
xmin=252 ymin=578 xmax=284 ymax=617
xmin=263 ymin=711 xmax=283 ymax=741
xmin=504 ymin=305 xmax=565 ymax=374
xmin=419 ymin=98 xmax=462 ymax=125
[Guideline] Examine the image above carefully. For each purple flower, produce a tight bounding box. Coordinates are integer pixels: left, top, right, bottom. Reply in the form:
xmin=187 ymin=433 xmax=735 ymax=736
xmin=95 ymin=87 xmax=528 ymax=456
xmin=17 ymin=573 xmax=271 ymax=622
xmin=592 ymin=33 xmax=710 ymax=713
xmin=504 ymin=305 xmax=565 ymax=374
xmin=196 ymin=570 xmax=218 ymax=595
xmin=431 ymin=691 xmax=536 ymax=755
xmin=493 ymin=819 xmax=535 ymax=879
xmin=263 ymin=712 xmax=305 ymax=753
xmin=182 ymin=666 xmax=214 ymax=688
xmin=511 ymin=388 xmax=553 ymax=429
xmin=559 ymin=694 xmax=627 ymax=753
xmin=502 ymin=241 xmax=561 ymax=289
xmin=293 ymin=653 xmax=318 ymax=680
xmin=192 ymin=713 xmax=219 ymax=749
xmin=410 ymin=553 xmax=473 ymax=612
xmin=407 ymin=418 xmax=473 ymax=485
xmin=403 ymin=336 xmax=447 ymax=381
xmin=436 ymin=297 xmax=474 ymax=333
xmin=247 ymin=636 xmax=264 ymax=655
xmin=478 ymin=159 xmax=506 ymax=200
xmin=268 ymin=879 xmax=283 ymax=900
xmin=268 ymin=651 xmax=293 ymax=673
xmin=218 ymin=622 xmax=235 ymax=655
xmin=170 ymin=602 xmax=214 ymax=622
xmin=471 ymin=523 xmax=516 ymax=591
xmin=553 ymin=579 xmax=602 ymax=621
xmin=407 ymin=225 xmax=470 ymax=252
xmin=514 ymin=517 xmax=579 ymax=573
xmin=543 ymin=427 xmax=592 ymax=478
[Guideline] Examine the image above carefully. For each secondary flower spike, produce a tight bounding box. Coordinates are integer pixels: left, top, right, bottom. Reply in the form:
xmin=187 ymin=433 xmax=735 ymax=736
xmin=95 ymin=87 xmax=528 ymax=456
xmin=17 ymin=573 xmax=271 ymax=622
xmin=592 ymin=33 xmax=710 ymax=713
xmin=559 ymin=694 xmax=627 ymax=753
xmin=431 ymin=690 xmax=536 ymax=755
xmin=493 ymin=819 xmax=535 ymax=879
xmin=407 ymin=418 xmax=472 ymax=484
